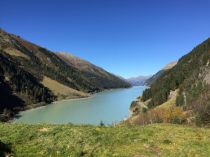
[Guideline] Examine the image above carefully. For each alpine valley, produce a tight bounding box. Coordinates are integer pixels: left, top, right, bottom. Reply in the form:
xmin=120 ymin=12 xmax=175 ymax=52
xmin=1 ymin=1 xmax=210 ymax=156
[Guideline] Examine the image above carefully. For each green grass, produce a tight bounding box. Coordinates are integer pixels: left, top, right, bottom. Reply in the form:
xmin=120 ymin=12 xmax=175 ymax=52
xmin=0 ymin=123 xmax=210 ymax=157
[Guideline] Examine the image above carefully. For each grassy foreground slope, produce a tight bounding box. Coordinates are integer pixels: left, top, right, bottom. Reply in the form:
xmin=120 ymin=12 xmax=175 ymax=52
xmin=0 ymin=124 xmax=210 ymax=157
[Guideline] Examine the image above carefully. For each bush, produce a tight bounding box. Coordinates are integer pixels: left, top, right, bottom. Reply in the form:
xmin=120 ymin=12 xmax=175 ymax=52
xmin=189 ymin=84 xmax=210 ymax=126
xmin=142 ymin=88 xmax=152 ymax=101
xmin=163 ymin=107 xmax=186 ymax=124
xmin=195 ymin=114 xmax=203 ymax=127
xmin=176 ymin=94 xmax=184 ymax=106
xmin=130 ymin=101 xmax=138 ymax=108
xmin=171 ymin=116 xmax=182 ymax=124
xmin=142 ymin=107 xmax=148 ymax=113
xmin=162 ymin=139 xmax=172 ymax=144
xmin=100 ymin=121 xmax=105 ymax=126
xmin=147 ymin=100 xmax=154 ymax=109
xmin=133 ymin=108 xmax=139 ymax=115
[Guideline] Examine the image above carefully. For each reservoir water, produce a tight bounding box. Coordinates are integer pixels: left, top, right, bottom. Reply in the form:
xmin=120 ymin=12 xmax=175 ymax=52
xmin=15 ymin=86 xmax=146 ymax=125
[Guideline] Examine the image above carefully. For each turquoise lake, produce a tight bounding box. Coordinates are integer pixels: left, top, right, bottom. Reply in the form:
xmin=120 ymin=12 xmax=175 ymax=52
xmin=15 ymin=86 xmax=146 ymax=125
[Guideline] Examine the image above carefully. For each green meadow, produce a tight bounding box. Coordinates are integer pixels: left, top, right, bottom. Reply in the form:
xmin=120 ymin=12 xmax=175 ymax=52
xmin=0 ymin=123 xmax=210 ymax=157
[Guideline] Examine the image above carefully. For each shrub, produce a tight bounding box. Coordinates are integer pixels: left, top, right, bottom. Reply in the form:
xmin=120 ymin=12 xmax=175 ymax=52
xmin=176 ymin=94 xmax=184 ymax=106
xmin=147 ymin=100 xmax=155 ymax=109
xmin=195 ymin=113 xmax=203 ymax=127
xmin=100 ymin=121 xmax=105 ymax=126
xmin=189 ymin=84 xmax=210 ymax=126
xmin=162 ymin=139 xmax=172 ymax=144
xmin=163 ymin=107 xmax=186 ymax=123
xmin=134 ymin=106 xmax=186 ymax=125
xmin=142 ymin=107 xmax=148 ymax=113
xmin=171 ymin=116 xmax=182 ymax=124
xmin=130 ymin=101 xmax=138 ymax=108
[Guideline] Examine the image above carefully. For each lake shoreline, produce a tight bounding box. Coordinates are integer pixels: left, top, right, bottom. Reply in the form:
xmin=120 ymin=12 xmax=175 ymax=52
xmin=9 ymin=86 xmax=134 ymax=123
xmin=14 ymin=86 xmax=145 ymax=125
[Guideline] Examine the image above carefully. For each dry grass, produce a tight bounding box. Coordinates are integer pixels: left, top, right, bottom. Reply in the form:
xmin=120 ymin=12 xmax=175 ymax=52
xmin=126 ymin=90 xmax=186 ymax=125
xmin=156 ymin=95 xmax=176 ymax=110
xmin=157 ymin=89 xmax=178 ymax=110
xmin=127 ymin=105 xmax=186 ymax=125
xmin=41 ymin=76 xmax=89 ymax=100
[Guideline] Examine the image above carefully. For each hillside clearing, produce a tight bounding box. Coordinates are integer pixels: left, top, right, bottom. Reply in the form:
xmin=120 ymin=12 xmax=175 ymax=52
xmin=3 ymin=47 xmax=30 ymax=60
xmin=41 ymin=76 xmax=89 ymax=100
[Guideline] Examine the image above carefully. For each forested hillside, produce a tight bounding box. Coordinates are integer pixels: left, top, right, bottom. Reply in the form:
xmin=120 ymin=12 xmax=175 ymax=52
xmin=144 ymin=62 xmax=177 ymax=86
xmin=0 ymin=29 xmax=130 ymax=121
xmin=0 ymin=51 xmax=55 ymax=121
xmin=57 ymin=52 xmax=131 ymax=89
xmin=141 ymin=38 xmax=210 ymax=125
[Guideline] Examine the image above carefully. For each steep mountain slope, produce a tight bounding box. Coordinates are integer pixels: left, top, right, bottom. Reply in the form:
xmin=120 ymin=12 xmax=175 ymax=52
xmin=144 ymin=70 xmax=165 ymax=86
xmin=0 ymin=29 xmax=130 ymax=121
xmin=56 ymin=52 xmax=131 ymax=89
xmin=145 ymin=61 xmax=177 ymax=86
xmin=141 ymin=38 xmax=210 ymax=125
xmin=127 ymin=75 xmax=150 ymax=86
xmin=0 ymin=51 xmax=55 ymax=121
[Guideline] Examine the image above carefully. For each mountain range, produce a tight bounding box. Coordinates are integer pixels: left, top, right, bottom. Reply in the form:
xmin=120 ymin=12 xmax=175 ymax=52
xmin=126 ymin=75 xmax=150 ymax=86
xmin=127 ymin=62 xmax=177 ymax=86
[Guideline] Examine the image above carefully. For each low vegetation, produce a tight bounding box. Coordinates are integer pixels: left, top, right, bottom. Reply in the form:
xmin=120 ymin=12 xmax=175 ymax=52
xmin=1 ymin=123 xmax=210 ymax=157
xmin=127 ymin=91 xmax=188 ymax=125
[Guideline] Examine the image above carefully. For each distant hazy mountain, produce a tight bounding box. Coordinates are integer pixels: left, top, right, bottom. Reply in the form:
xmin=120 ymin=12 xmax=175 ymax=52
xmin=127 ymin=76 xmax=151 ymax=86
xmin=127 ymin=61 xmax=177 ymax=86
xmin=0 ymin=29 xmax=130 ymax=121
xmin=144 ymin=61 xmax=177 ymax=86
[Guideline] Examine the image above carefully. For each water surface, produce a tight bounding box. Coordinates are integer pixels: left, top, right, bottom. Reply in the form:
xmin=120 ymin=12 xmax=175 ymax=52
xmin=15 ymin=86 xmax=146 ymax=125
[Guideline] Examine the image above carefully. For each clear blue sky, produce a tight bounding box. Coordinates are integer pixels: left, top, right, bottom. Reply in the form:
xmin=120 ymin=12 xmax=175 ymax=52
xmin=1 ymin=0 xmax=210 ymax=78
